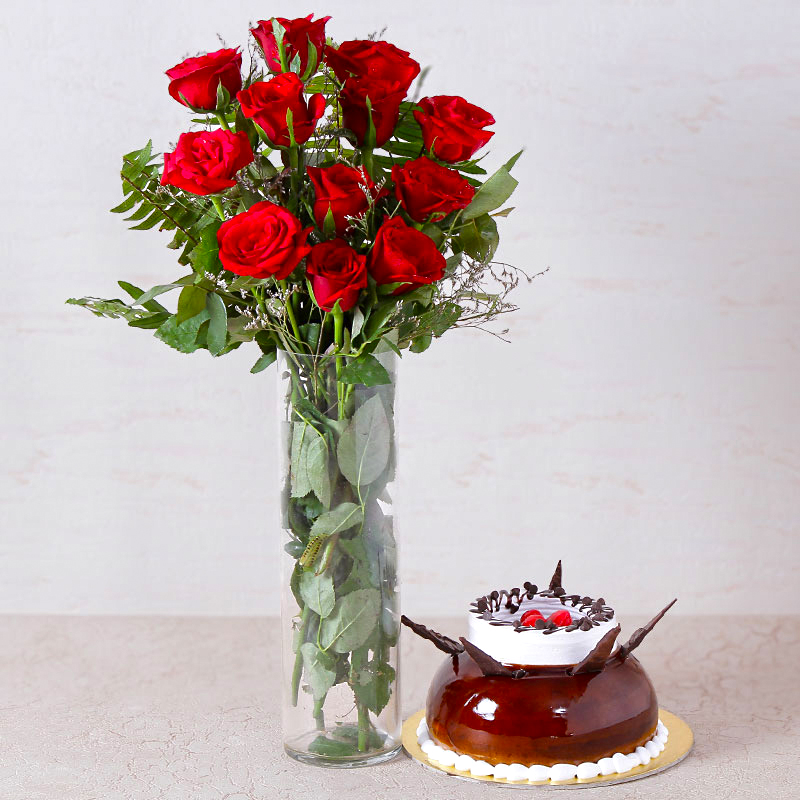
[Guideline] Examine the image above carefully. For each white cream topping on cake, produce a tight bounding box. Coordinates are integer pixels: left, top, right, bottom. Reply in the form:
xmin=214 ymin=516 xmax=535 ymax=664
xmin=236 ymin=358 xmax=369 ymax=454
xmin=467 ymin=594 xmax=618 ymax=666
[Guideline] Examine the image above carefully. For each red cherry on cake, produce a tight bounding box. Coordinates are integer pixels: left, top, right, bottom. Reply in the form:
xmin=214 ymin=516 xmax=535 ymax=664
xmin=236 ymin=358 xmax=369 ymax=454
xmin=520 ymin=609 xmax=544 ymax=627
xmin=547 ymin=610 xmax=573 ymax=627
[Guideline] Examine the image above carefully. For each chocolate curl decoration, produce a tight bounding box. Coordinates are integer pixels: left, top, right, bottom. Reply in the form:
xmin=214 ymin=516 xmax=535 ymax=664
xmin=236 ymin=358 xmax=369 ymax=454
xmin=459 ymin=637 xmax=514 ymax=677
xmin=618 ymin=599 xmax=678 ymax=660
xmin=400 ymin=615 xmax=464 ymax=656
xmin=569 ymin=624 xmax=621 ymax=675
xmin=549 ymin=559 xmax=563 ymax=591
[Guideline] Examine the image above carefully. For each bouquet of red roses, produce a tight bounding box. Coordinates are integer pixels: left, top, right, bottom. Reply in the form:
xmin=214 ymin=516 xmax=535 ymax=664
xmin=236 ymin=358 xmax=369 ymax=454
xmin=69 ymin=13 xmax=524 ymax=763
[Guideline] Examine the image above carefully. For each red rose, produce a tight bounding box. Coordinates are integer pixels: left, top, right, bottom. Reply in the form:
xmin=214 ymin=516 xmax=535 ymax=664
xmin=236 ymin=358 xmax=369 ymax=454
xmin=307 ymin=239 xmax=368 ymax=312
xmin=161 ymin=130 xmax=253 ymax=196
xmin=368 ymin=216 xmax=446 ymax=293
xmin=307 ymin=164 xmax=386 ymax=235
xmin=339 ymin=78 xmax=407 ymax=147
xmin=238 ymin=73 xmax=326 ymax=148
xmin=166 ymin=48 xmax=242 ymax=110
xmin=217 ymin=201 xmax=312 ymax=280
xmin=414 ymin=95 xmax=495 ymax=163
xmin=327 ymin=40 xmax=420 ymax=147
xmin=326 ymin=40 xmax=420 ymax=91
xmin=391 ymin=156 xmax=475 ymax=223
xmin=251 ymin=14 xmax=330 ymax=76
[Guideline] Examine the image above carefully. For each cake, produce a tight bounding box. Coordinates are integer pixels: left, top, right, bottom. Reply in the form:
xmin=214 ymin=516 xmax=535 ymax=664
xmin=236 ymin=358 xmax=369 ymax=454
xmin=402 ymin=561 xmax=675 ymax=784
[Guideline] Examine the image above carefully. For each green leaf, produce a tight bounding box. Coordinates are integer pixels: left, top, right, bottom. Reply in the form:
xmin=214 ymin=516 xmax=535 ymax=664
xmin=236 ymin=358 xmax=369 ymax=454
xmin=460 ymin=213 xmax=499 ymax=262
xmin=291 ymin=422 xmax=313 ymax=499
xmin=336 ymin=395 xmax=391 ymax=488
xmin=250 ymin=350 xmax=277 ymax=374
xmin=320 ymin=588 xmax=381 ymax=653
xmin=410 ymin=334 xmax=432 ymax=353
xmin=136 ymin=283 xmax=182 ymax=306
xmin=118 ymin=281 xmax=168 ymax=313
xmin=176 ymin=285 xmax=207 ymax=323
xmin=300 ymin=642 xmax=336 ymax=701
xmin=307 ymin=436 xmax=331 ymax=509
xmin=322 ymin=204 xmax=336 ymax=239
xmin=362 ymin=298 xmax=399 ymax=342
xmin=503 ymin=148 xmax=524 ymax=172
xmin=189 ymin=222 xmax=222 ymax=274
xmin=307 ymin=735 xmax=359 ymax=758
xmin=205 ymin=293 xmax=227 ymax=356
xmin=299 ymin=572 xmax=335 ymax=618
xmin=339 ymin=354 xmax=391 ymax=387
xmin=309 ymin=502 xmax=363 ymax=538
xmin=154 ymin=311 xmax=210 ymax=353
xmin=352 ymin=659 xmax=395 ymax=715
xmin=127 ymin=311 xmax=170 ymax=329
xmin=461 ymin=158 xmax=520 ymax=221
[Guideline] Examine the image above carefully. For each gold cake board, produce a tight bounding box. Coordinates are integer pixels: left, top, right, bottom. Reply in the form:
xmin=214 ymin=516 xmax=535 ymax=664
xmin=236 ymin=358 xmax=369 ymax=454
xmin=402 ymin=708 xmax=693 ymax=789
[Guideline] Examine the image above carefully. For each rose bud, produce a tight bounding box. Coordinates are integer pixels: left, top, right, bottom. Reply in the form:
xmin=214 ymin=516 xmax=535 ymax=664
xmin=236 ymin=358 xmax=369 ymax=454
xmin=368 ymin=215 xmax=446 ymax=293
xmin=166 ymin=48 xmax=242 ymax=110
xmin=327 ymin=40 xmax=420 ymax=147
xmin=307 ymin=164 xmax=386 ymax=235
xmin=338 ymin=78 xmax=407 ymax=147
xmin=414 ymin=95 xmax=495 ymax=163
xmin=237 ymin=73 xmax=326 ymax=148
xmin=161 ymin=130 xmax=253 ymax=196
xmin=307 ymin=239 xmax=368 ymax=312
xmin=251 ymin=14 xmax=330 ymax=77
xmin=217 ymin=201 xmax=312 ymax=280
xmin=326 ymin=40 xmax=420 ymax=93
xmin=391 ymin=156 xmax=475 ymax=223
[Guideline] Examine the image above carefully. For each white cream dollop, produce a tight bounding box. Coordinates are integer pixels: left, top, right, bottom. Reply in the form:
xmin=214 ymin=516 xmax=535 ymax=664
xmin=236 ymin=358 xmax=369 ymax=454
xmin=416 ymin=716 xmax=669 ymax=783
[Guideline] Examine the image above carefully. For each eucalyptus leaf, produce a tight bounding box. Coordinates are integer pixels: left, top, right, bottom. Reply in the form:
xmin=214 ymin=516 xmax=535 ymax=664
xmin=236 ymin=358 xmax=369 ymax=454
xmin=337 ymin=395 xmax=391 ymax=487
xmin=320 ymin=588 xmax=381 ymax=653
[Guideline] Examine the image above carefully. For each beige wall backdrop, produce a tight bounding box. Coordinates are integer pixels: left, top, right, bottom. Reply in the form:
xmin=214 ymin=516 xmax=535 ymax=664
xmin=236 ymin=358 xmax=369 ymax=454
xmin=1 ymin=1 xmax=798 ymax=617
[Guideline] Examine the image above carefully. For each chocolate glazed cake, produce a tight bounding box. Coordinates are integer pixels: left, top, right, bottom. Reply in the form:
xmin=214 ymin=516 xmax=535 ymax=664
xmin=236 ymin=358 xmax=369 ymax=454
xmin=402 ymin=562 xmax=676 ymax=783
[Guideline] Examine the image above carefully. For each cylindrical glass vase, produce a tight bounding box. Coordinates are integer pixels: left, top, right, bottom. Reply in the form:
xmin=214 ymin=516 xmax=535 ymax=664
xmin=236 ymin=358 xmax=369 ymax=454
xmin=278 ymin=348 xmax=401 ymax=766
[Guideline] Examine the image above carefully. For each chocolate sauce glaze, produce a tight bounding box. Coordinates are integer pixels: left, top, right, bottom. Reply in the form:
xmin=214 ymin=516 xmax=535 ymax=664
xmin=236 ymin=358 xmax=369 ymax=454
xmin=426 ymin=650 xmax=658 ymax=766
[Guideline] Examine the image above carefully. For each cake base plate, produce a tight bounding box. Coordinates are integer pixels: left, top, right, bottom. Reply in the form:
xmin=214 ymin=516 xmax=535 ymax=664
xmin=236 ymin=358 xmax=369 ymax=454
xmin=401 ymin=708 xmax=692 ymax=789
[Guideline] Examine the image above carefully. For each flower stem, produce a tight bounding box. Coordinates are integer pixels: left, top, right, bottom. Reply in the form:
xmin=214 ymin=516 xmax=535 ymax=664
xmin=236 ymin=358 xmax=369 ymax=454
xmin=214 ymin=112 xmax=231 ymax=131
xmin=333 ymin=306 xmax=345 ymax=419
xmin=279 ymin=279 xmax=303 ymax=344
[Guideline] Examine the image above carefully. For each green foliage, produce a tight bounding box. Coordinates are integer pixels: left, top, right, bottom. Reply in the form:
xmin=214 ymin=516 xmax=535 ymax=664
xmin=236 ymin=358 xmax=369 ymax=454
xmin=336 ymin=396 xmax=391 ymax=488
xmin=319 ymin=588 xmax=381 ymax=653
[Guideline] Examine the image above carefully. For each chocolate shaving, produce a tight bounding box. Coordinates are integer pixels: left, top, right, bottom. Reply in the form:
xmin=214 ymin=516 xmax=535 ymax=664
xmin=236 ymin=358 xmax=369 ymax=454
xmin=549 ymin=559 xmax=563 ymax=591
xmin=400 ymin=615 xmax=464 ymax=656
xmin=618 ymin=599 xmax=677 ymax=660
xmin=569 ymin=624 xmax=621 ymax=675
xmin=459 ymin=637 xmax=514 ymax=677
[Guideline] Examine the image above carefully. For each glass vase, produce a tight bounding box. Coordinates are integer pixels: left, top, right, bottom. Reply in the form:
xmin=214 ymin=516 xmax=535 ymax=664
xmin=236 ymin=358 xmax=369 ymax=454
xmin=277 ymin=348 xmax=401 ymax=766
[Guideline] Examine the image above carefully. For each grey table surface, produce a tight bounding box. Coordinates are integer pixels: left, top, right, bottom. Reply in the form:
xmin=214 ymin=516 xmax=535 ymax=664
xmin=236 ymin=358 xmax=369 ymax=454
xmin=1 ymin=614 xmax=797 ymax=800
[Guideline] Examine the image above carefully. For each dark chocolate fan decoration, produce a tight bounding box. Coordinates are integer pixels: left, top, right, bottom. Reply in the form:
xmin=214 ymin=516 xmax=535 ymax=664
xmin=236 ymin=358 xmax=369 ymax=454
xmin=459 ymin=637 xmax=514 ymax=677
xmin=568 ymin=624 xmax=621 ymax=675
xmin=400 ymin=615 xmax=464 ymax=656
xmin=618 ymin=599 xmax=677 ymax=660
